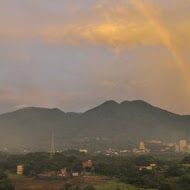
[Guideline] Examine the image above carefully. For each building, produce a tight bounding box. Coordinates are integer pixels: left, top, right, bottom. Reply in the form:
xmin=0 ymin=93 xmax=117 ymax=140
xmin=139 ymin=164 xmax=157 ymax=171
xmin=72 ymin=172 xmax=79 ymax=177
xmin=139 ymin=166 xmax=152 ymax=171
xmin=57 ymin=168 xmax=67 ymax=177
xmin=79 ymin=149 xmax=88 ymax=153
xmin=150 ymin=164 xmax=157 ymax=167
xmin=139 ymin=141 xmax=146 ymax=151
xmin=179 ymin=140 xmax=187 ymax=152
xmin=17 ymin=165 xmax=24 ymax=175
xmin=83 ymin=160 xmax=92 ymax=168
xmin=174 ymin=140 xmax=190 ymax=153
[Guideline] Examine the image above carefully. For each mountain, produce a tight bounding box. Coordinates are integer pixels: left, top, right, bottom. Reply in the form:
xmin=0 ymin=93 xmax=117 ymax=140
xmin=0 ymin=100 xmax=190 ymax=152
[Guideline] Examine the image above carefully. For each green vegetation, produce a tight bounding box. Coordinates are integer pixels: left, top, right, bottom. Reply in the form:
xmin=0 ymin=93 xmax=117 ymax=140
xmin=0 ymin=170 xmax=14 ymax=190
xmin=59 ymin=180 xmax=155 ymax=190
xmin=95 ymin=180 xmax=155 ymax=190
xmin=0 ymin=151 xmax=190 ymax=189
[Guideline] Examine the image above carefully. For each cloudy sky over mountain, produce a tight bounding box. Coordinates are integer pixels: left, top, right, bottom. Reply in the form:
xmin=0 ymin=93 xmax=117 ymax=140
xmin=1 ymin=0 xmax=190 ymax=114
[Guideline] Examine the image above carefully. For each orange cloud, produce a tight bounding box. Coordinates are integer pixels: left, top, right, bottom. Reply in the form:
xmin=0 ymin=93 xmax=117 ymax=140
xmin=0 ymin=0 xmax=190 ymax=53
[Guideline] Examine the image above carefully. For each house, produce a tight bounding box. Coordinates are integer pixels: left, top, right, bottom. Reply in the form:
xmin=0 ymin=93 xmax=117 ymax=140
xmin=139 ymin=164 xmax=157 ymax=171
xmin=82 ymin=160 xmax=92 ymax=168
xmin=150 ymin=164 xmax=157 ymax=167
xmin=17 ymin=165 xmax=24 ymax=175
xmin=57 ymin=168 xmax=67 ymax=177
xmin=72 ymin=172 xmax=79 ymax=177
xmin=139 ymin=166 xmax=152 ymax=171
xmin=79 ymin=149 xmax=88 ymax=153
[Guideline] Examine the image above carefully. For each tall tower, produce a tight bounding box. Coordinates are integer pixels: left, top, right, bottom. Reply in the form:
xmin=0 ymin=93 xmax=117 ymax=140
xmin=139 ymin=141 xmax=146 ymax=151
xmin=50 ymin=130 xmax=55 ymax=159
xmin=179 ymin=139 xmax=187 ymax=152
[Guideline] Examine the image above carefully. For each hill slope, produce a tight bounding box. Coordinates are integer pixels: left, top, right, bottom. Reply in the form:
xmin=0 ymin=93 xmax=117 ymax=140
xmin=0 ymin=100 xmax=189 ymax=152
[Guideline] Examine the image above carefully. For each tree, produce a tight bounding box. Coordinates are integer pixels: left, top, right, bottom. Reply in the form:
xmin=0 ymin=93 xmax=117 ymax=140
xmin=178 ymin=174 xmax=190 ymax=190
xmin=0 ymin=171 xmax=7 ymax=180
xmin=0 ymin=179 xmax=15 ymax=190
xmin=181 ymin=156 xmax=190 ymax=164
xmin=134 ymin=155 xmax=155 ymax=166
xmin=165 ymin=165 xmax=185 ymax=177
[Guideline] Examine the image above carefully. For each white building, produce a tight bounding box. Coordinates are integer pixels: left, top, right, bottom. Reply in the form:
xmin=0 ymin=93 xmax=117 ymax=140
xmin=17 ymin=165 xmax=24 ymax=175
xmin=72 ymin=172 xmax=79 ymax=177
xmin=79 ymin=149 xmax=88 ymax=153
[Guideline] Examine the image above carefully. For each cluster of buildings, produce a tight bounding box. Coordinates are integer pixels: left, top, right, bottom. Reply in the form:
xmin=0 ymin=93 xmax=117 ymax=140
xmin=105 ymin=148 xmax=120 ymax=156
xmin=16 ymin=160 xmax=93 ymax=178
xmin=103 ymin=139 xmax=190 ymax=155
xmin=104 ymin=141 xmax=150 ymax=156
xmin=175 ymin=140 xmax=190 ymax=153
xmin=38 ymin=168 xmax=67 ymax=178
xmin=131 ymin=140 xmax=190 ymax=154
xmin=133 ymin=141 xmax=150 ymax=153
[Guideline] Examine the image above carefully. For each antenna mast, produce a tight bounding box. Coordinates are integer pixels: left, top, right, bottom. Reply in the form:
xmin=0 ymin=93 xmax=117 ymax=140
xmin=50 ymin=130 xmax=55 ymax=159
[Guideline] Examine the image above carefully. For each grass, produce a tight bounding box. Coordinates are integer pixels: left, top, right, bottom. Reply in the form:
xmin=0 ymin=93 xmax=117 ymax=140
xmin=8 ymin=174 xmax=157 ymax=190
xmin=8 ymin=173 xmax=26 ymax=179
xmin=95 ymin=180 xmax=157 ymax=190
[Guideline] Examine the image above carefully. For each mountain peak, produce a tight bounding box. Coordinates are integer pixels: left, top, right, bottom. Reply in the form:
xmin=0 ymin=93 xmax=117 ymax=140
xmin=84 ymin=100 xmax=119 ymax=114
xmin=0 ymin=107 xmax=64 ymax=117
xmin=17 ymin=107 xmax=63 ymax=112
xmin=101 ymin=100 xmax=119 ymax=106
xmin=120 ymin=100 xmax=152 ymax=107
xmin=131 ymin=100 xmax=152 ymax=106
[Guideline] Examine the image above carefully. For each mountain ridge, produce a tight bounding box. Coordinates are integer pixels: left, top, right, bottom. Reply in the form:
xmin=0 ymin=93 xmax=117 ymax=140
xmin=0 ymin=100 xmax=189 ymax=152
xmin=0 ymin=100 xmax=187 ymax=117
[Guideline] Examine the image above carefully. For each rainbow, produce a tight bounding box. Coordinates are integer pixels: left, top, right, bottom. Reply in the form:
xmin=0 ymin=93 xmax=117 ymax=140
xmin=133 ymin=0 xmax=190 ymax=89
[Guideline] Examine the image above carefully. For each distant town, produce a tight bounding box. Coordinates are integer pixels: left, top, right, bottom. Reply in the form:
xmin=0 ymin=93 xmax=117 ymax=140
xmin=1 ymin=138 xmax=190 ymax=156
xmin=79 ymin=139 xmax=190 ymax=156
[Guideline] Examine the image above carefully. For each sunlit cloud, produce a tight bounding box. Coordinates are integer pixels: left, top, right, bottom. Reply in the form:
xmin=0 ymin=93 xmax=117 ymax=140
xmin=1 ymin=0 xmax=190 ymax=114
xmin=1 ymin=0 xmax=190 ymax=52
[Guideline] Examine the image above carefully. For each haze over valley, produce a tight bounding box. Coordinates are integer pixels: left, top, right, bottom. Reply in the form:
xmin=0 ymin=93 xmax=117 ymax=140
xmin=0 ymin=100 xmax=189 ymax=153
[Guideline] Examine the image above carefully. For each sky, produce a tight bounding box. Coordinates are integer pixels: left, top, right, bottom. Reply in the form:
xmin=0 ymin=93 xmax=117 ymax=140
xmin=1 ymin=0 xmax=190 ymax=114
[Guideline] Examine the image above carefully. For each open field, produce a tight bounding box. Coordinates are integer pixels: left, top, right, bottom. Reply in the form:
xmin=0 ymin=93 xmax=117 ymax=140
xmin=10 ymin=175 xmax=156 ymax=190
xmin=11 ymin=176 xmax=66 ymax=190
xmin=10 ymin=176 xmax=110 ymax=190
xmin=95 ymin=181 xmax=156 ymax=190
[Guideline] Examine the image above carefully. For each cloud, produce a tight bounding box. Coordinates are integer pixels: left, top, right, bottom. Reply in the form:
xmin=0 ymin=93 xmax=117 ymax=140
xmin=35 ymin=1 xmax=164 ymax=51
xmin=1 ymin=0 xmax=190 ymax=52
xmin=0 ymin=0 xmax=190 ymax=50
xmin=1 ymin=0 xmax=190 ymax=115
